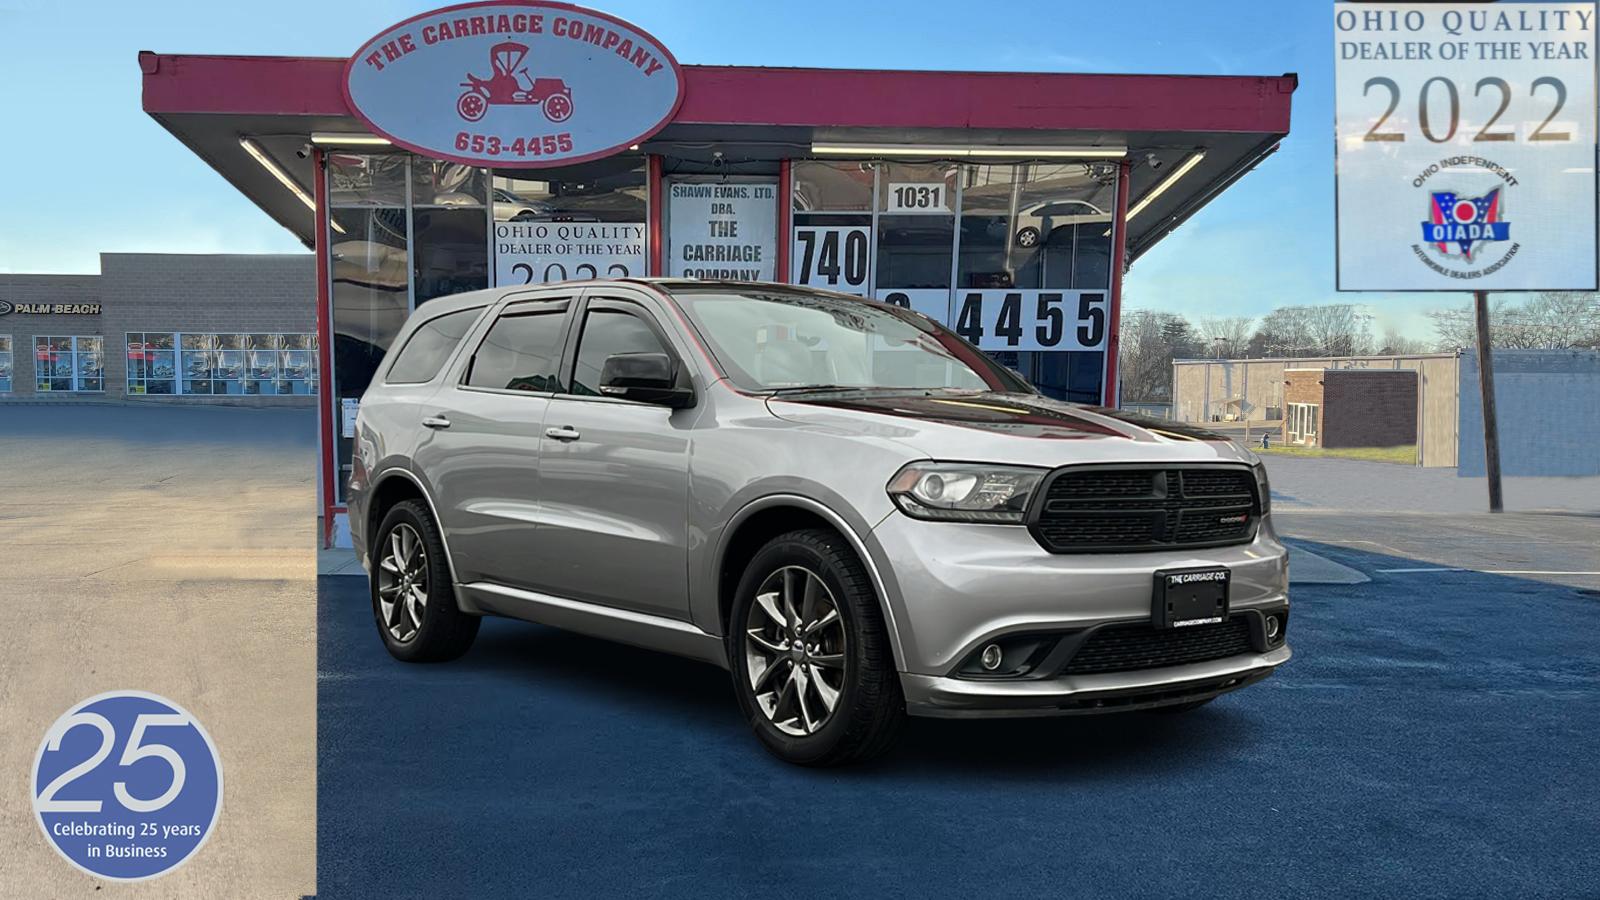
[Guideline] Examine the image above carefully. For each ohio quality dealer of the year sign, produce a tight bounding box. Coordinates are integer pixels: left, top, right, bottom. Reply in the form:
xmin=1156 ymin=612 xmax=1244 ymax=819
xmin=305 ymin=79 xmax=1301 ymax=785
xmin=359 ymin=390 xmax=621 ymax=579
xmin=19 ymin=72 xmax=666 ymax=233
xmin=343 ymin=1 xmax=685 ymax=167
xmin=1334 ymin=2 xmax=1598 ymax=291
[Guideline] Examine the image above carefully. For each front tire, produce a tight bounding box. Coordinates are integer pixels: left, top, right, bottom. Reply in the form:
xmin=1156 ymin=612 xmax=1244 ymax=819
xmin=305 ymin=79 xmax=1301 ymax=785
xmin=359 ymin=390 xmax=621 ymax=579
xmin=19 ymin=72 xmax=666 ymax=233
xmin=371 ymin=499 xmax=480 ymax=662
xmin=728 ymin=529 xmax=905 ymax=766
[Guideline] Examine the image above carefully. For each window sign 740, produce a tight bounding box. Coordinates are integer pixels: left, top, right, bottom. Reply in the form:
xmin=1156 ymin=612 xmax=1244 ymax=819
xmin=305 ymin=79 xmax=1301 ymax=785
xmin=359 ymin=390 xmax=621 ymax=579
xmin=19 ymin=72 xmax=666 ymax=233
xmin=951 ymin=290 xmax=1107 ymax=352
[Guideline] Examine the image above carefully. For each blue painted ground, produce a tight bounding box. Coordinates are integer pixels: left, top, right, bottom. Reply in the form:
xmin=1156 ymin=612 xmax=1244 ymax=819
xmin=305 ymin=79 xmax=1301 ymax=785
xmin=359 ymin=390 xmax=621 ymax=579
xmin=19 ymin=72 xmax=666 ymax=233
xmin=317 ymin=543 xmax=1600 ymax=899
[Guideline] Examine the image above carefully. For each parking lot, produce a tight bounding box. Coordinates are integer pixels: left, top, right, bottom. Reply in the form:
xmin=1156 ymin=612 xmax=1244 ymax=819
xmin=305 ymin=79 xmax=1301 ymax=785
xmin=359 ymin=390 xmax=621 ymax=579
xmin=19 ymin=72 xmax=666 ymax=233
xmin=318 ymin=456 xmax=1599 ymax=899
xmin=0 ymin=405 xmax=317 ymax=898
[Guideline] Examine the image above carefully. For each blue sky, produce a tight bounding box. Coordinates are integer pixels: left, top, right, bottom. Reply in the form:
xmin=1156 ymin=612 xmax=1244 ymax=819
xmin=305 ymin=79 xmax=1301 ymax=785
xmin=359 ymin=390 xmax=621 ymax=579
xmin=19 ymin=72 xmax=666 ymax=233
xmin=0 ymin=0 xmax=1445 ymax=337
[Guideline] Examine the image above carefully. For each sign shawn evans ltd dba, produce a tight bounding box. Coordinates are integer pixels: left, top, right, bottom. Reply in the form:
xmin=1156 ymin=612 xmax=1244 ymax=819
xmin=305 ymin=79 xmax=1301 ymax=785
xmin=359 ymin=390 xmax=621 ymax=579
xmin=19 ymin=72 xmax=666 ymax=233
xmin=343 ymin=1 xmax=685 ymax=167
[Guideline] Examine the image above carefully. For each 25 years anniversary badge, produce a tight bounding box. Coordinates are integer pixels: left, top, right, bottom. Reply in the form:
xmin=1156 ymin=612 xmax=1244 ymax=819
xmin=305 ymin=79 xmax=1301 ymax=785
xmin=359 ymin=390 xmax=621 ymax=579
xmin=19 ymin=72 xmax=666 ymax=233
xmin=31 ymin=691 xmax=223 ymax=881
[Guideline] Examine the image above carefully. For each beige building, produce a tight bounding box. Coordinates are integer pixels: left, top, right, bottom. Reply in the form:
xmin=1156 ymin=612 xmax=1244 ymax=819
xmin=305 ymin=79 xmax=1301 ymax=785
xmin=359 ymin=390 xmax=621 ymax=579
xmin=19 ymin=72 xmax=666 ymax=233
xmin=1171 ymin=353 xmax=1461 ymax=467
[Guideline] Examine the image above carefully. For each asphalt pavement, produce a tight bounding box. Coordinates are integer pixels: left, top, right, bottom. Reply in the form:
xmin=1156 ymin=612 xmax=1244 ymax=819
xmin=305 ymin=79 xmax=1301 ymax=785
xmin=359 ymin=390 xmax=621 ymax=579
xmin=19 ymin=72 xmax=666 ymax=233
xmin=317 ymin=473 xmax=1600 ymax=898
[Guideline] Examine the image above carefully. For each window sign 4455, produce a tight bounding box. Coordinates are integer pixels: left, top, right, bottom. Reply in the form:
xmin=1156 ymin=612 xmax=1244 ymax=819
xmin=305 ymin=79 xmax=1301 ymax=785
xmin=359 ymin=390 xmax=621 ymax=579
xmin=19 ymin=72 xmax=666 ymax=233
xmin=950 ymin=290 xmax=1107 ymax=352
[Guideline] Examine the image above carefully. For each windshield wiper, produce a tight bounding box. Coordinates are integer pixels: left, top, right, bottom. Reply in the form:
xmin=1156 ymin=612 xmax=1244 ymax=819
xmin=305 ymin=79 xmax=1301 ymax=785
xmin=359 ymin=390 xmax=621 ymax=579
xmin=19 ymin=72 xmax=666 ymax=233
xmin=764 ymin=384 xmax=870 ymax=395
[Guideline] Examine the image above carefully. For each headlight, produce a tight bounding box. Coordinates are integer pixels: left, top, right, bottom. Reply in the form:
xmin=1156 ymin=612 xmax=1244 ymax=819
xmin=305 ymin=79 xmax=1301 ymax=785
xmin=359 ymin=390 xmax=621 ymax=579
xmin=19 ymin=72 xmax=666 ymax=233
xmin=886 ymin=462 xmax=1046 ymax=524
xmin=1253 ymin=462 xmax=1272 ymax=513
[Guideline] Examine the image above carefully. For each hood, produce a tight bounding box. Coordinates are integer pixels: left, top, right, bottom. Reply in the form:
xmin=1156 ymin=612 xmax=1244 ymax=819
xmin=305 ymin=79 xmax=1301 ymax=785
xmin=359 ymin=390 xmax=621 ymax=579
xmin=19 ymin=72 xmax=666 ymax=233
xmin=766 ymin=391 xmax=1259 ymax=468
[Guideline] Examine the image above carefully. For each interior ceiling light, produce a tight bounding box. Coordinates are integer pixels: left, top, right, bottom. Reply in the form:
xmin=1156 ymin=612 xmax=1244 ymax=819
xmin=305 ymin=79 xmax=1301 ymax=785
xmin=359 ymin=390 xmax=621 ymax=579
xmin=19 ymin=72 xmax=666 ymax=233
xmin=310 ymin=132 xmax=393 ymax=146
xmin=239 ymin=137 xmax=343 ymax=234
xmin=810 ymin=143 xmax=1126 ymax=159
xmin=1126 ymin=151 xmax=1206 ymax=221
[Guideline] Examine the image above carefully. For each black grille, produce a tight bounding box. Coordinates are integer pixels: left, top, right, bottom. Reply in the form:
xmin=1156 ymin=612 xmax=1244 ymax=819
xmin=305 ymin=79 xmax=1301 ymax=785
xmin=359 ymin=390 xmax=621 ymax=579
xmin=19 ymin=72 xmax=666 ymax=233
xmin=1029 ymin=466 xmax=1257 ymax=553
xmin=1064 ymin=617 xmax=1253 ymax=675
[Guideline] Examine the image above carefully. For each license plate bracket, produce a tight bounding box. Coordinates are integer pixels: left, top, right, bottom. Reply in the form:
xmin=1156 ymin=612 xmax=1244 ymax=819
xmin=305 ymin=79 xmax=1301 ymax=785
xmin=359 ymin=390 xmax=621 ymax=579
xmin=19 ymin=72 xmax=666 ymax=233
xmin=1153 ymin=566 xmax=1230 ymax=628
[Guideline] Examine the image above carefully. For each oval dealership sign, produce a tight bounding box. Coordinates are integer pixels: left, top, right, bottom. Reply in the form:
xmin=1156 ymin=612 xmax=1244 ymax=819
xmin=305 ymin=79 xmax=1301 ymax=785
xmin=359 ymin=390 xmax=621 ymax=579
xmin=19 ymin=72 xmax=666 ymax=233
xmin=343 ymin=1 xmax=684 ymax=167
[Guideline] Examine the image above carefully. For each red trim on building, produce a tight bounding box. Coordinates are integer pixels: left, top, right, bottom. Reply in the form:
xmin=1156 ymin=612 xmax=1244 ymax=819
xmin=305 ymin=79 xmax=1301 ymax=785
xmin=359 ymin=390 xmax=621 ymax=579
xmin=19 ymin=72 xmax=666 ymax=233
xmin=647 ymin=154 xmax=664 ymax=276
xmin=312 ymin=149 xmax=338 ymax=548
xmin=776 ymin=159 xmax=792 ymax=283
xmin=140 ymin=52 xmax=1295 ymax=135
xmin=1102 ymin=159 xmax=1133 ymax=408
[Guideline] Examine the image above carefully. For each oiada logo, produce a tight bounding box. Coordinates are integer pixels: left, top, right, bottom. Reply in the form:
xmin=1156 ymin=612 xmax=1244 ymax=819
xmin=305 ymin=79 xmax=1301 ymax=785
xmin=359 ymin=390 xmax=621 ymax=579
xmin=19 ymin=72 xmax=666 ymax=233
xmin=343 ymin=1 xmax=684 ymax=168
xmin=1415 ymin=182 xmax=1516 ymax=278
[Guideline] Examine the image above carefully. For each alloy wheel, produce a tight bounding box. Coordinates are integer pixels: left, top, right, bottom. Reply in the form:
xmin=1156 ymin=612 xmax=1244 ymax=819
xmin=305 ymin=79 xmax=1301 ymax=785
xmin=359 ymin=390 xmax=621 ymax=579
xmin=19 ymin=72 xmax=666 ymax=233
xmin=744 ymin=565 xmax=847 ymax=736
xmin=377 ymin=523 xmax=428 ymax=643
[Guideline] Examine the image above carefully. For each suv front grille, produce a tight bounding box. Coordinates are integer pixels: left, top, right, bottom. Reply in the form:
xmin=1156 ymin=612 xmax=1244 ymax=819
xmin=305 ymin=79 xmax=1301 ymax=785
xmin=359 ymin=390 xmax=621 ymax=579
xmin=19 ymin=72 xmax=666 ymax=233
xmin=1029 ymin=466 xmax=1258 ymax=553
xmin=1064 ymin=617 xmax=1253 ymax=675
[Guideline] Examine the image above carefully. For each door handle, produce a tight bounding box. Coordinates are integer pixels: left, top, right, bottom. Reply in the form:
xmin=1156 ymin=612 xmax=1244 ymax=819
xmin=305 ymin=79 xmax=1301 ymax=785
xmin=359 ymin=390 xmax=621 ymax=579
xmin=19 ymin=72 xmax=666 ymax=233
xmin=422 ymin=414 xmax=451 ymax=430
xmin=544 ymin=425 xmax=581 ymax=442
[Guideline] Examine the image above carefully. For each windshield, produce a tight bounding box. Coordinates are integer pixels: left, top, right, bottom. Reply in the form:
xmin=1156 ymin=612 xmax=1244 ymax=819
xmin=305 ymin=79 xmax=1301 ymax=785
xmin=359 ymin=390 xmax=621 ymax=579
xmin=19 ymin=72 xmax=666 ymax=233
xmin=667 ymin=286 xmax=1032 ymax=394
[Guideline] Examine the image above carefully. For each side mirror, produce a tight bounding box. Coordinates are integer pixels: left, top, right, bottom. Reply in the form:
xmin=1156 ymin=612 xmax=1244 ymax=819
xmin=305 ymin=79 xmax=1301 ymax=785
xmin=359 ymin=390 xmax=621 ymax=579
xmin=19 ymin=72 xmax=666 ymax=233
xmin=599 ymin=352 xmax=695 ymax=408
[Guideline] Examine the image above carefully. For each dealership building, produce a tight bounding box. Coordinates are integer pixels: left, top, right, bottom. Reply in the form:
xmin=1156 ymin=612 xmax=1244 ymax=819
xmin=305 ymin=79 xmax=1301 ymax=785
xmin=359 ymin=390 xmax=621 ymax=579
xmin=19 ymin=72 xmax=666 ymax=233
xmin=0 ymin=253 xmax=315 ymax=403
xmin=137 ymin=2 xmax=1296 ymax=544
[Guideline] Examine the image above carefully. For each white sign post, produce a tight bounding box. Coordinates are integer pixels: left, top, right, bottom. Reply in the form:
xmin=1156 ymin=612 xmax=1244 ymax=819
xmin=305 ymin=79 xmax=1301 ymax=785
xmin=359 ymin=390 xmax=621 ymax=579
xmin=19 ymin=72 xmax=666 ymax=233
xmin=668 ymin=182 xmax=778 ymax=281
xmin=1334 ymin=2 xmax=1597 ymax=291
xmin=1334 ymin=2 xmax=1598 ymax=511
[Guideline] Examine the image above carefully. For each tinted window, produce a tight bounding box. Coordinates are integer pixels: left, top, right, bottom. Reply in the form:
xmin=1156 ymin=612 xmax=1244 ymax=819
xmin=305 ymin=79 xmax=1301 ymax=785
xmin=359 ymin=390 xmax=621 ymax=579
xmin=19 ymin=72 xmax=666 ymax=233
xmin=386 ymin=308 xmax=483 ymax=384
xmin=466 ymin=305 xmax=566 ymax=393
xmin=572 ymin=307 xmax=671 ymax=397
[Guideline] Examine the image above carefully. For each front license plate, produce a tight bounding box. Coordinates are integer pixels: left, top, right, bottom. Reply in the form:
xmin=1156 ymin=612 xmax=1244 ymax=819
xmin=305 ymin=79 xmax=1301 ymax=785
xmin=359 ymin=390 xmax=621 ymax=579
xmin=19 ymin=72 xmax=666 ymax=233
xmin=1153 ymin=567 xmax=1230 ymax=629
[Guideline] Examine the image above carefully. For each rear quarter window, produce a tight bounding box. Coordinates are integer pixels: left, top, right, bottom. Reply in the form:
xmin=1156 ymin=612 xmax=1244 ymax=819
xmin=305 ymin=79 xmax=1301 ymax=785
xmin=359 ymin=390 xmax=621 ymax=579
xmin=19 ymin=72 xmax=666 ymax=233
xmin=385 ymin=308 xmax=483 ymax=384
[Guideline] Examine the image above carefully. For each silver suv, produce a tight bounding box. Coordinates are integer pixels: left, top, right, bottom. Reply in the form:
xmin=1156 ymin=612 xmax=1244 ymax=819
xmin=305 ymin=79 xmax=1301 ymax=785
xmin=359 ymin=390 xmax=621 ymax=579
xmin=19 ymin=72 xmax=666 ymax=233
xmin=348 ymin=280 xmax=1290 ymax=765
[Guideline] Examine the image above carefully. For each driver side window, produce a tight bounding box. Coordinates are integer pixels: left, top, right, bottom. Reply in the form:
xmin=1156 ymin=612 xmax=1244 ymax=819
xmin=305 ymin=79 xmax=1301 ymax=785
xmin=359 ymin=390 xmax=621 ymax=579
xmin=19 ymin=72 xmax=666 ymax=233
xmin=570 ymin=305 xmax=673 ymax=397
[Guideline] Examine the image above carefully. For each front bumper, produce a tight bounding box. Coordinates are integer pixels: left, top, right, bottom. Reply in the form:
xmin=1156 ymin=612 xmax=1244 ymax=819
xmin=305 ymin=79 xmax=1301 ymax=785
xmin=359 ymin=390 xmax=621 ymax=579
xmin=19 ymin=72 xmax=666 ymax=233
xmin=864 ymin=508 xmax=1291 ymax=715
xmin=901 ymin=644 xmax=1290 ymax=718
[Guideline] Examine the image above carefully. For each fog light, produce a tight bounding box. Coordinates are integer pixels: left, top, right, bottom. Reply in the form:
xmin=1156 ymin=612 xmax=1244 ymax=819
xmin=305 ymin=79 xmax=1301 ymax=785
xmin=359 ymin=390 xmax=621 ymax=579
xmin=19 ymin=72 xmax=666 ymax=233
xmin=1265 ymin=615 xmax=1281 ymax=641
xmin=980 ymin=644 xmax=1004 ymax=671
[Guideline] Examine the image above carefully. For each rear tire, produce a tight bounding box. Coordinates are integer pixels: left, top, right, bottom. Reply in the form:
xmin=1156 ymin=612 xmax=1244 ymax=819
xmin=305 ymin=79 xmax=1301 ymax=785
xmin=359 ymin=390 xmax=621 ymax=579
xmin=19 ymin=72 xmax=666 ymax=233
xmin=728 ymin=529 xmax=905 ymax=766
xmin=371 ymin=499 xmax=479 ymax=663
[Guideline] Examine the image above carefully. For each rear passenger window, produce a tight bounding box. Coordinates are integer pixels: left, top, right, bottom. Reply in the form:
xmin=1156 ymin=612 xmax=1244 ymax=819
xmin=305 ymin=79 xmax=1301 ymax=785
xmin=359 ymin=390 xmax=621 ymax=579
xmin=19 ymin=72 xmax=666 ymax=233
xmin=385 ymin=308 xmax=483 ymax=384
xmin=466 ymin=305 xmax=566 ymax=393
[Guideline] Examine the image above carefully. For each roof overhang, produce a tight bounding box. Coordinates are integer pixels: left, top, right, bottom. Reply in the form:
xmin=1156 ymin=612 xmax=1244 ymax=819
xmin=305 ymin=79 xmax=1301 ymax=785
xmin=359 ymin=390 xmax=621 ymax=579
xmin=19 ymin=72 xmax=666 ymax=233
xmin=140 ymin=52 xmax=1294 ymax=260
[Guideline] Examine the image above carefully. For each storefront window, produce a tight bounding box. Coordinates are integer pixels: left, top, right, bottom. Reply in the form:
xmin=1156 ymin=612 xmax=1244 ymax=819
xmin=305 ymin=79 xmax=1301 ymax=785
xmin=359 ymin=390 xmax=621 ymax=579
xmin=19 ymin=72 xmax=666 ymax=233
xmin=787 ymin=160 xmax=1117 ymax=403
xmin=875 ymin=163 xmax=958 ymax=320
xmin=126 ymin=332 xmax=177 ymax=395
xmin=955 ymin=162 xmax=1116 ymax=402
xmin=328 ymin=154 xmax=407 ymax=207
xmin=145 ymin=332 xmax=315 ymax=396
xmin=329 ymin=153 xmax=410 ymax=496
xmin=491 ymin=157 xmax=647 ymax=285
xmin=413 ymin=161 xmax=489 ymax=304
xmin=0 ymin=335 xmax=12 ymax=392
xmin=791 ymin=161 xmax=875 ymax=296
xmin=35 ymin=335 xmax=102 ymax=392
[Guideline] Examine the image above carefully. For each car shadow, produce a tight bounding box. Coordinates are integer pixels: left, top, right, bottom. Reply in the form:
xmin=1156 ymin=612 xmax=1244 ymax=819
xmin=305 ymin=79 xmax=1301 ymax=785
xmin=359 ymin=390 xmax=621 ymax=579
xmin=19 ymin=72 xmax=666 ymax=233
xmin=450 ymin=612 xmax=1264 ymax=780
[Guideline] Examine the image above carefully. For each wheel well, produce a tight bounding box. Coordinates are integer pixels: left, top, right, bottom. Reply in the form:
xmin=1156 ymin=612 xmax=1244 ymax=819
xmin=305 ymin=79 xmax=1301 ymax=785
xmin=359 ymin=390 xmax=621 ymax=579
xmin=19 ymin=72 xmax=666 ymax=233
xmin=367 ymin=474 xmax=426 ymax=554
xmin=717 ymin=505 xmax=846 ymax=631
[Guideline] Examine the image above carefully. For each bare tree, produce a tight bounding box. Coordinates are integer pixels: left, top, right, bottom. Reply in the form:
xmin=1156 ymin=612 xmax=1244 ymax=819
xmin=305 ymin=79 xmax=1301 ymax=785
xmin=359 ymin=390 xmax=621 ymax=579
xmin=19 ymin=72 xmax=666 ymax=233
xmin=1376 ymin=327 xmax=1431 ymax=356
xmin=1428 ymin=292 xmax=1600 ymax=350
xmin=1119 ymin=309 xmax=1200 ymax=402
xmin=1248 ymin=304 xmax=1373 ymax=357
xmin=1196 ymin=316 xmax=1255 ymax=358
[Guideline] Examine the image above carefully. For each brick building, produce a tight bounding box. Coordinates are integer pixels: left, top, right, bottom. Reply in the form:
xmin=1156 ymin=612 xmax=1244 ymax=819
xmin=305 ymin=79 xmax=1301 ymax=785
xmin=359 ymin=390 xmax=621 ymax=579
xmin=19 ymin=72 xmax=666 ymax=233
xmin=1282 ymin=367 xmax=1417 ymax=449
xmin=0 ymin=253 xmax=315 ymax=405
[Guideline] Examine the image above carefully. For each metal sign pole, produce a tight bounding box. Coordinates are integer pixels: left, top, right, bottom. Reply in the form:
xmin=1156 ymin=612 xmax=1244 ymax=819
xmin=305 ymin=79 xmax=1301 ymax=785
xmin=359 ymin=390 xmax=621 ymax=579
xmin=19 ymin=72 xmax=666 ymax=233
xmin=1473 ymin=290 xmax=1503 ymax=513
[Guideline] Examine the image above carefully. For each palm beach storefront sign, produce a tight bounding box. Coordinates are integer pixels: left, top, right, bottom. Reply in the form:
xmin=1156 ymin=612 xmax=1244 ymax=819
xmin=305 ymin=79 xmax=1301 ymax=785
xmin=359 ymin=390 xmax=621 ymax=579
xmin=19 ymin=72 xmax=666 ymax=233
xmin=0 ymin=300 xmax=101 ymax=316
xmin=343 ymin=1 xmax=685 ymax=167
